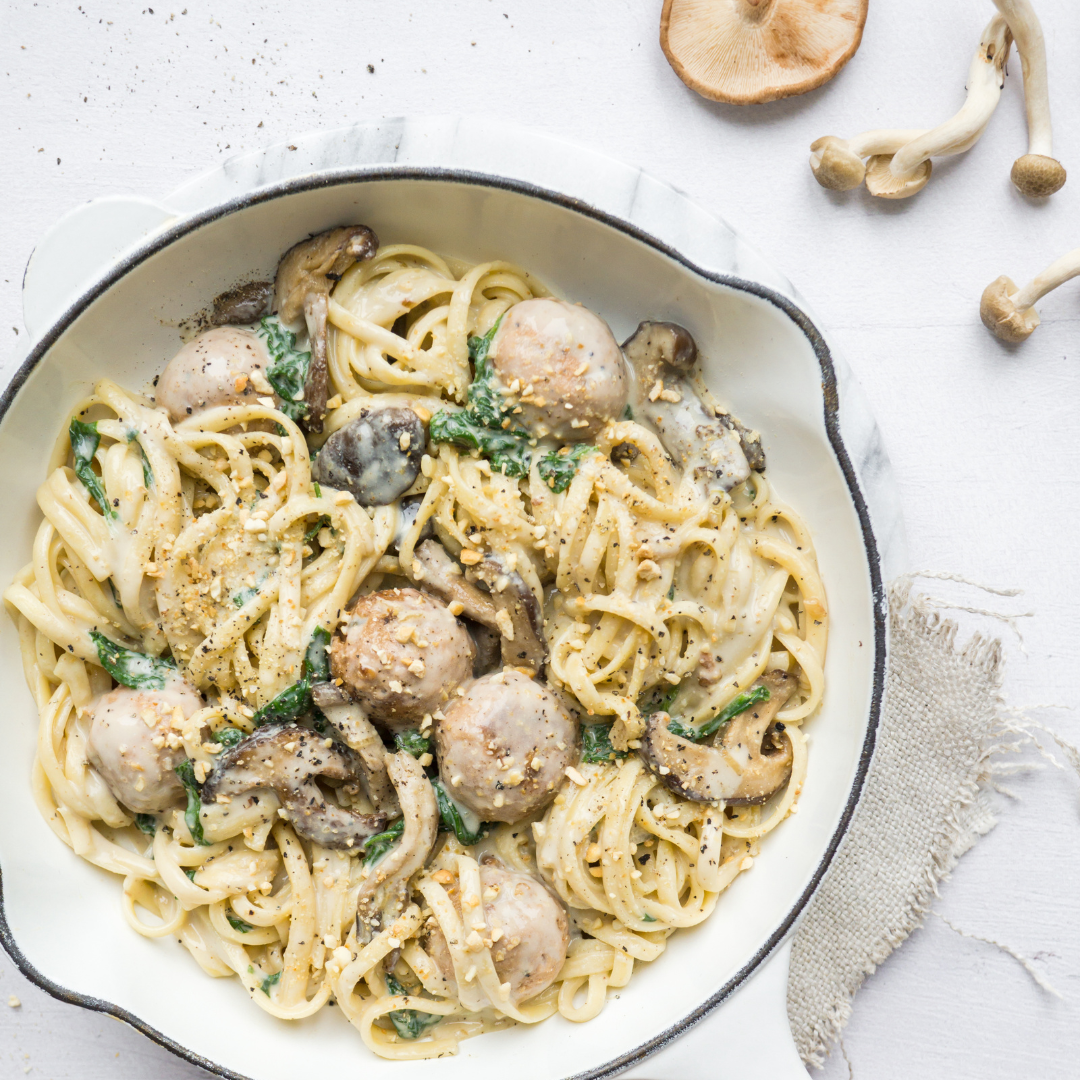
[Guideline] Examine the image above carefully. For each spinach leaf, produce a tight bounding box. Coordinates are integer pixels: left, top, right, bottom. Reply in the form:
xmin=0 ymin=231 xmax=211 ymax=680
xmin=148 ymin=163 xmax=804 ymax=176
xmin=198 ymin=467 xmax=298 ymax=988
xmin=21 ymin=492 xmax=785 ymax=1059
xmin=69 ymin=418 xmax=118 ymax=522
xmin=462 ymin=318 xmax=506 ymax=427
xmin=251 ymin=679 xmax=313 ymax=728
xmin=362 ymin=818 xmax=405 ymax=866
xmin=250 ymin=628 xmax=333 ymax=728
xmin=666 ymin=685 xmax=771 ymax=743
xmin=231 ymin=584 xmax=261 ymax=608
xmin=174 ymin=760 xmax=211 ymax=846
xmin=125 ymin=428 xmax=154 ymax=489
xmin=303 ymin=514 xmax=332 ymax=545
xmin=428 ymin=411 xmax=532 ymax=478
xmin=259 ymin=970 xmax=281 ymax=996
xmin=303 ymin=626 xmax=332 ymax=683
xmin=581 ymin=724 xmax=626 ymax=764
xmin=385 ymin=973 xmax=440 ymax=1040
xmin=90 ymin=630 xmax=176 ymax=690
xmin=227 ymin=913 xmax=254 ymax=934
xmin=211 ymin=727 xmax=246 ymax=748
xmin=256 ymin=315 xmax=311 ymax=423
xmin=134 ymin=813 xmax=157 ymax=837
xmin=537 ymin=443 xmax=596 ymax=494
xmin=432 ymin=779 xmax=486 ymax=846
xmin=394 ymin=729 xmax=431 ymax=759
xmin=429 ymin=316 xmax=534 ymax=478
xmin=638 ymin=682 xmax=679 ymax=717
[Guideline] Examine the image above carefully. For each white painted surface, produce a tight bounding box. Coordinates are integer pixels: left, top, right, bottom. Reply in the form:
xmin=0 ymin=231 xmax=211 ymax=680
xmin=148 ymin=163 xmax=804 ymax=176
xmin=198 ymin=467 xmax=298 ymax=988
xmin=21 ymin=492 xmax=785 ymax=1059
xmin=0 ymin=1 xmax=1077 ymax=1077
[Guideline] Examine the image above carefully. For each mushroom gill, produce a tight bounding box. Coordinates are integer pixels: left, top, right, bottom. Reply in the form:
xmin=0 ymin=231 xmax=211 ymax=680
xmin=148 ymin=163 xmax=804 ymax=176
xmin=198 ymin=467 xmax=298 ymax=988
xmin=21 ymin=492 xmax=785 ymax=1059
xmin=660 ymin=0 xmax=868 ymax=105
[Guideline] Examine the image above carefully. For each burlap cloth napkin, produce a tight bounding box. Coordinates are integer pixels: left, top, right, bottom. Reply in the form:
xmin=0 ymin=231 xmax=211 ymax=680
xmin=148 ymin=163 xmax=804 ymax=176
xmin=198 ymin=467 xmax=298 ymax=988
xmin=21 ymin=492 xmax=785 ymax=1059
xmin=786 ymin=578 xmax=1012 ymax=1067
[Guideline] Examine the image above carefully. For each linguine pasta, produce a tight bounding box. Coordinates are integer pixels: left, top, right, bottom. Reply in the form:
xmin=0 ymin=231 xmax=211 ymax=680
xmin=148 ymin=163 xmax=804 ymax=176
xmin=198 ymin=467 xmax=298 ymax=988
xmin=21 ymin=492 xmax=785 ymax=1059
xmin=5 ymin=235 xmax=826 ymax=1058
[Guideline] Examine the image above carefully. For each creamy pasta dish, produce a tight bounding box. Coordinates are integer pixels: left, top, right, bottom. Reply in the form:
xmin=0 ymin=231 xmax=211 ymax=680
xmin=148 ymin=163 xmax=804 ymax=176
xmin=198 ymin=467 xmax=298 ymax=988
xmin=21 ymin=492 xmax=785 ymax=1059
xmin=5 ymin=226 xmax=827 ymax=1058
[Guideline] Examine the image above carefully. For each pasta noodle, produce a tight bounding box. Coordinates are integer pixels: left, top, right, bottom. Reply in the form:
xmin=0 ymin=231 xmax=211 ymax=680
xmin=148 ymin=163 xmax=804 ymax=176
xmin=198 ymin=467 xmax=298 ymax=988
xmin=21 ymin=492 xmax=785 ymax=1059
xmin=4 ymin=237 xmax=826 ymax=1058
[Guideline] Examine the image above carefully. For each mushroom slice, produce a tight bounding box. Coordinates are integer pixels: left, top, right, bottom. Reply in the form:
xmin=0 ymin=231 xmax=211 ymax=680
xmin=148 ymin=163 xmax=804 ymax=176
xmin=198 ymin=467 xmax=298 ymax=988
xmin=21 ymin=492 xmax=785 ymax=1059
xmin=210 ymin=280 xmax=273 ymax=326
xmin=639 ymin=670 xmax=798 ymax=804
xmin=406 ymin=539 xmax=499 ymax=630
xmin=865 ymin=16 xmax=1012 ymax=200
xmin=470 ymin=556 xmax=548 ymax=677
xmin=991 ymin=0 xmax=1066 ymax=197
xmin=622 ymin=321 xmax=753 ymax=494
xmin=273 ymin=224 xmax=379 ymax=433
xmin=660 ymin=0 xmax=868 ymax=105
xmin=356 ymin=750 xmax=439 ymax=935
xmin=311 ymin=684 xmax=399 ymax=816
xmin=980 ymin=248 xmax=1080 ymax=343
xmin=201 ymin=724 xmax=386 ymax=850
xmin=311 ymin=405 xmax=425 ymax=506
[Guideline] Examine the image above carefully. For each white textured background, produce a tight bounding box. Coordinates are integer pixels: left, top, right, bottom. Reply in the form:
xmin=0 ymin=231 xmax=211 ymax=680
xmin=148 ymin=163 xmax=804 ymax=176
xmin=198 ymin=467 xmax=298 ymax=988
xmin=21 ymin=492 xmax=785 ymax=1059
xmin=2 ymin=1 xmax=1079 ymax=1077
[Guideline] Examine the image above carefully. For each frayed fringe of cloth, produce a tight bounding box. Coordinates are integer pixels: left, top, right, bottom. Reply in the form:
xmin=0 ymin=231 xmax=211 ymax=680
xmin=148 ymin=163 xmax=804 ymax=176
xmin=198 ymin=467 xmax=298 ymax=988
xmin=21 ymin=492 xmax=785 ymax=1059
xmin=787 ymin=575 xmax=1080 ymax=1069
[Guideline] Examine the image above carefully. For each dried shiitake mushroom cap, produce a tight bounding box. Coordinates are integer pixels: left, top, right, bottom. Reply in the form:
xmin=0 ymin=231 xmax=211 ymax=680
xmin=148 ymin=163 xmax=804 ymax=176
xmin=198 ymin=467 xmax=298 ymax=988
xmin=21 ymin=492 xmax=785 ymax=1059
xmin=660 ymin=0 xmax=868 ymax=105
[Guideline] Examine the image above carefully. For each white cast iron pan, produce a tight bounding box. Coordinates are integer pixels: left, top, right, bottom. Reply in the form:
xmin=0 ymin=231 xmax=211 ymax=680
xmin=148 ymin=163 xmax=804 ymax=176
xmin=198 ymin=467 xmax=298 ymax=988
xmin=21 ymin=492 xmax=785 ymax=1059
xmin=2 ymin=119 xmax=893 ymax=1080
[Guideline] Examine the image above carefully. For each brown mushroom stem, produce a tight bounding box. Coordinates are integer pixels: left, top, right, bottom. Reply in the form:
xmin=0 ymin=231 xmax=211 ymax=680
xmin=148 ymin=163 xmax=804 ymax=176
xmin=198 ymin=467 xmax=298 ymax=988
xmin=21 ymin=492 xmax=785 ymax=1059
xmin=621 ymin=321 xmax=756 ymax=495
xmin=980 ymin=248 xmax=1080 ymax=343
xmin=201 ymin=724 xmax=387 ymax=850
xmin=273 ymin=225 xmax=379 ymax=433
xmin=638 ymin=670 xmax=797 ymax=804
xmin=991 ymin=0 xmax=1066 ymax=196
xmin=356 ymin=751 xmax=439 ymax=936
xmin=303 ymin=292 xmax=330 ymax=429
xmin=469 ymin=557 xmax=548 ymax=677
xmin=867 ymin=16 xmax=1012 ymax=200
xmin=311 ymin=684 xmax=400 ymax=816
xmin=405 ymin=540 xmax=500 ymax=629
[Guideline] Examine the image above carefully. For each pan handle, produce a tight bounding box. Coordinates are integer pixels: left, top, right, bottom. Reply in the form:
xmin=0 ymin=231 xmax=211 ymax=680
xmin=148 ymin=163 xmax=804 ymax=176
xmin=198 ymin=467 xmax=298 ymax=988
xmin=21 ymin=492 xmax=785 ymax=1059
xmin=22 ymin=195 xmax=176 ymax=342
xmin=619 ymin=939 xmax=806 ymax=1080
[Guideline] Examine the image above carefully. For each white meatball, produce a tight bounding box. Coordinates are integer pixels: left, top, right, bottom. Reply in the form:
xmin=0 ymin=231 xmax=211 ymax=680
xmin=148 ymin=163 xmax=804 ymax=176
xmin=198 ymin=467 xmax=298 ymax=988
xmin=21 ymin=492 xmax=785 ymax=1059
xmin=490 ymin=298 xmax=628 ymax=441
xmin=156 ymin=326 xmax=275 ymax=422
xmin=427 ymin=858 xmax=569 ymax=1004
xmin=86 ymin=678 xmax=205 ymax=813
xmin=329 ymin=588 xmax=474 ymax=732
xmin=435 ymin=670 xmax=577 ymax=823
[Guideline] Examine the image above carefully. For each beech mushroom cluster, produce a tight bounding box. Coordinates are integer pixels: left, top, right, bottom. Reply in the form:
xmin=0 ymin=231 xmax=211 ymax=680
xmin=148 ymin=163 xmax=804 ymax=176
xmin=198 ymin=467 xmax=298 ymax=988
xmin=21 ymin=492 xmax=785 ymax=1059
xmin=980 ymin=248 xmax=1080 ymax=343
xmin=811 ymin=1 xmax=1065 ymax=200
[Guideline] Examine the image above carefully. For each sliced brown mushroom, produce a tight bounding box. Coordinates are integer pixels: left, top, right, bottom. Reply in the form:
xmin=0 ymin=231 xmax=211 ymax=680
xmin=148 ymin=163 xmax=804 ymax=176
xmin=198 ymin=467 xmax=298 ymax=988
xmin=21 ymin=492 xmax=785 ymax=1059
xmin=311 ymin=683 xmax=399 ymax=816
xmin=356 ymin=750 xmax=439 ymax=936
xmin=470 ymin=556 xmax=548 ymax=677
xmin=464 ymin=619 xmax=502 ymax=678
xmin=639 ymin=670 xmax=797 ymax=805
xmin=210 ymin=280 xmax=273 ymax=326
xmin=273 ymin=225 xmax=379 ymax=433
xmin=406 ymin=539 xmax=500 ymax=628
xmin=311 ymin=405 xmax=425 ymax=506
xmin=660 ymin=0 xmax=868 ymax=105
xmin=622 ymin=321 xmax=762 ymax=494
xmin=201 ymin=724 xmax=386 ymax=850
